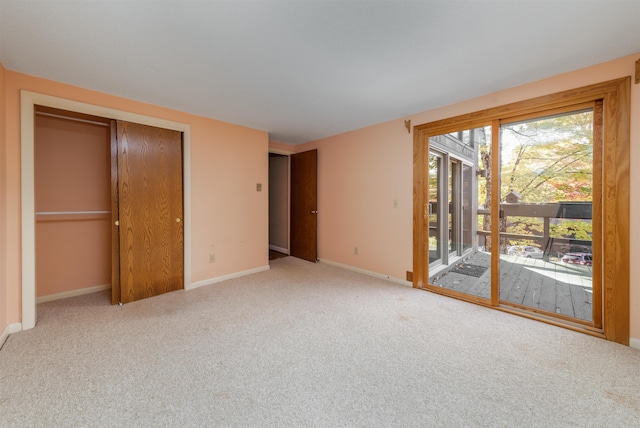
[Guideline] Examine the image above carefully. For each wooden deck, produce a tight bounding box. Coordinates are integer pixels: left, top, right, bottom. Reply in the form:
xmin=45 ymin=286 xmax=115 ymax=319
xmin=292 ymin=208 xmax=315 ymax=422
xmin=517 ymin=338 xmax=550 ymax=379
xmin=429 ymin=251 xmax=593 ymax=322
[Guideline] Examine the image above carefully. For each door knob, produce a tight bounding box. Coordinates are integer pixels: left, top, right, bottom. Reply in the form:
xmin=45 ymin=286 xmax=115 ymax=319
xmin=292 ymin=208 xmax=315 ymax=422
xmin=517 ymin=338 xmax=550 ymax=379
xmin=176 ymin=218 xmax=181 ymax=223
xmin=115 ymin=220 xmax=119 ymax=226
xmin=310 ymin=210 xmax=318 ymax=214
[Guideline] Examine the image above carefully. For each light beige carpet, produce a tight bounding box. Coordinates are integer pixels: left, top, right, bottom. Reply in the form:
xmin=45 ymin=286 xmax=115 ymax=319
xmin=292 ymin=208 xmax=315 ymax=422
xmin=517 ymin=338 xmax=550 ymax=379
xmin=1 ymin=256 xmax=639 ymax=427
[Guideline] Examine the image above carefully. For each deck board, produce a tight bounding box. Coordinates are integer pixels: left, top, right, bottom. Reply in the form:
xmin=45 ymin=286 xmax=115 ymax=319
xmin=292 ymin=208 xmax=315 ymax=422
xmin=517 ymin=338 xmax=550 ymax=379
xmin=429 ymin=251 xmax=593 ymax=323
xmin=467 ymin=270 xmax=491 ymax=299
xmin=538 ymin=274 xmax=558 ymax=314
xmin=570 ymin=284 xmax=592 ymax=321
xmin=555 ymin=282 xmax=574 ymax=317
xmin=521 ymin=263 xmax=543 ymax=308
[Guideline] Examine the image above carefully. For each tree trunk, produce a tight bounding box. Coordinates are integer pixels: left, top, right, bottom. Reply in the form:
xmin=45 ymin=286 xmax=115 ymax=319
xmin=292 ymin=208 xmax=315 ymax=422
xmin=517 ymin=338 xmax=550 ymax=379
xmin=482 ymin=150 xmax=492 ymax=251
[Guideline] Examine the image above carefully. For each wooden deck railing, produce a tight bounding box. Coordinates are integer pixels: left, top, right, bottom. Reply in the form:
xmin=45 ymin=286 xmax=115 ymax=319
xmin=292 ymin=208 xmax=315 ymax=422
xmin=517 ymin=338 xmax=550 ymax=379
xmin=476 ymin=201 xmax=593 ymax=258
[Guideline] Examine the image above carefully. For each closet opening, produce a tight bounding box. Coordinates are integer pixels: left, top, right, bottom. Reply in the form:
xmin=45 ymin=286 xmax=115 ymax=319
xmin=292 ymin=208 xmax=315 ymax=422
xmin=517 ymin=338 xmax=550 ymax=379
xmin=34 ymin=106 xmax=112 ymax=304
xmin=21 ymin=91 xmax=192 ymax=330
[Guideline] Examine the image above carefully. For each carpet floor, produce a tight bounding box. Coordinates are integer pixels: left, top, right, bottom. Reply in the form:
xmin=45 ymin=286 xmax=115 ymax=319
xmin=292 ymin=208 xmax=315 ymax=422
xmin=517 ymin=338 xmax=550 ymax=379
xmin=1 ymin=257 xmax=639 ymax=427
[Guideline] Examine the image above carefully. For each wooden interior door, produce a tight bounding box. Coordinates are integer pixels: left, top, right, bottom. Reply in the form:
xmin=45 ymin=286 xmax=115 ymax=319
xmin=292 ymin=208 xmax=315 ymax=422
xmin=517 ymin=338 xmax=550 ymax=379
xmin=290 ymin=149 xmax=318 ymax=262
xmin=112 ymin=120 xmax=184 ymax=304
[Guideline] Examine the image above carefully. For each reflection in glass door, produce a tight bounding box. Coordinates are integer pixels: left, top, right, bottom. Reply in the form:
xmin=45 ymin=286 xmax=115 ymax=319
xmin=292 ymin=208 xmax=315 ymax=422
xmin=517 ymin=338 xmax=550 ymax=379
xmin=430 ymin=153 xmax=471 ymax=268
xmin=462 ymin=164 xmax=473 ymax=252
xmin=448 ymin=160 xmax=458 ymax=256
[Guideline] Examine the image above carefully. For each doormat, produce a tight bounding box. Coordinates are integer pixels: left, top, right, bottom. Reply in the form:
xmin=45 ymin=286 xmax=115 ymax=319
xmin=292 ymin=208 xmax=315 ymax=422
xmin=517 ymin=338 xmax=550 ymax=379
xmin=450 ymin=263 xmax=487 ymax=278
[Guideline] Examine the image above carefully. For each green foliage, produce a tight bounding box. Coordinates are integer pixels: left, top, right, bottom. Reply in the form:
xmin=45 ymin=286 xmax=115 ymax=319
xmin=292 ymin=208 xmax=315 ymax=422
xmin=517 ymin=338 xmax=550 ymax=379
xmin=551 ymin=220 xmax=592 ymax=241
xmin=500 ymin=111 xmax=593 ymax=203
xmin=507 ymin=216 xmax=543 ymax=235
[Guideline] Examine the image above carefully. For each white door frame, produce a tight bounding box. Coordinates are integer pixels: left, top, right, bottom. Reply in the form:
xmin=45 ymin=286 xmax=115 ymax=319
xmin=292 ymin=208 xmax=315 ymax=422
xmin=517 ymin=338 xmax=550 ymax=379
xmin=20 ymin=90 xmax=192 ymax=330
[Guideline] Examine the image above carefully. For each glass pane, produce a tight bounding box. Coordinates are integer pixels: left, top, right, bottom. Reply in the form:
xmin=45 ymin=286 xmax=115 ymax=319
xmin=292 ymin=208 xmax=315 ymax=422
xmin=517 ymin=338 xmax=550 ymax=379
xmin=429 ymin=125 xmax=492 ymax=301
xmin=462 ymin=164 xmax=473 ymax=252
xmin=498 ymin=110 xmax=594 ymax=322
xmin=448 ymin=160 xmax=455 ymax=254
xmin=428 ymin=153 xmax=442 ymax=265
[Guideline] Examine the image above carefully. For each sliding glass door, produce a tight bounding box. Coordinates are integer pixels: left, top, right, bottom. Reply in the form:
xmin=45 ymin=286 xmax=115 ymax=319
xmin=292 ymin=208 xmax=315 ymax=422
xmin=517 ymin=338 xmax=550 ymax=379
xmin=425 ymin=109 xmax=599 ymax=322
xmin=413 ymin=78 xmax=629 ymax=344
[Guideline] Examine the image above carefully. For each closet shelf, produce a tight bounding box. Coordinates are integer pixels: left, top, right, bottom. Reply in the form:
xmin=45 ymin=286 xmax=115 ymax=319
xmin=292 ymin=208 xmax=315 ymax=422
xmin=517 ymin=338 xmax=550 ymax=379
xmin=36 ymin=211 xmax=111 ymax=222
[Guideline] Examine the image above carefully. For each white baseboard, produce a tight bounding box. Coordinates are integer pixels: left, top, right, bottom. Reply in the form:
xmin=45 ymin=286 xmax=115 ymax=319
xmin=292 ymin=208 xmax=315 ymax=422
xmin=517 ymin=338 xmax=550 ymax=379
xmin=188 ymin=265 xmax=270 ymax=290
xmin=629 ymin=338 xmax=640 ymax=350
xmin=37 ymin=283 xmax=111 ymax=304
xmin=269 ymin=245 xmax=289 ymax=254
xmin=0 ymin=323 xmax=22 ymax=350
xmin=318 ymin=259 xmax=413 ymax=287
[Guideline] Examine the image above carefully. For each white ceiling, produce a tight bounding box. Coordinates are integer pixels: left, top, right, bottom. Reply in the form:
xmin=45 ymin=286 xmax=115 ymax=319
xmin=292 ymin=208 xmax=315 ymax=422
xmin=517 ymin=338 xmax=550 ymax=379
xmin=1 ymin=1 xmax=639 ymax=144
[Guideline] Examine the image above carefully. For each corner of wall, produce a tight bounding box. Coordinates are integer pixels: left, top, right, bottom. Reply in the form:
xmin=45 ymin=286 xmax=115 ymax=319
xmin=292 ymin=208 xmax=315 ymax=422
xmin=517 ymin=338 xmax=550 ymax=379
xmin=0 ymin=323 xmax=21 ymax=350
xmin=0 ymin=62 xmax=8 ymax=336
xmin=269 ymin=140 xmax=295 ymax=154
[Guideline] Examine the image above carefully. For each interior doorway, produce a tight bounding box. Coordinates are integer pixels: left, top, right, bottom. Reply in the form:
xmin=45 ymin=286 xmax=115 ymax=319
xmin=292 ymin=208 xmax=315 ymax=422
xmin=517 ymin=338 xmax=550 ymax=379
xmin=267 ymin=148 xmax=319 ymax=263
xmin=268 ymin=152 xmax=289 ymax=259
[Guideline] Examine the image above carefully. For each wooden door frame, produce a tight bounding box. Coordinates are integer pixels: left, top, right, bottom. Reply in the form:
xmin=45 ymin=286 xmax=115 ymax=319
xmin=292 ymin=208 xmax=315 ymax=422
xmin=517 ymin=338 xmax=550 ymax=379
xmin=20 ymin=90 xmax=192 ymax=330
xmin=413 ymin=77 xmax=630 ymax=345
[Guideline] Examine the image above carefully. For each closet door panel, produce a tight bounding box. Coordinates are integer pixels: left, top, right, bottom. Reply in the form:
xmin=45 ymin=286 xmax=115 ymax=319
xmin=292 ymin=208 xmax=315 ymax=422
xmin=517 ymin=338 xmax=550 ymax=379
xmin=116 ymin=121 xmax=183 ymax=303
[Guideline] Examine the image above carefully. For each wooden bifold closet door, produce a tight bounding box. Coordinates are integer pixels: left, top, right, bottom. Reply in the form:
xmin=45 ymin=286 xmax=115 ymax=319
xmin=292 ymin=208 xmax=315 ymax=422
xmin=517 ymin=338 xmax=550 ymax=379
xmin=111 ymin=120 xmax=184 ymax=304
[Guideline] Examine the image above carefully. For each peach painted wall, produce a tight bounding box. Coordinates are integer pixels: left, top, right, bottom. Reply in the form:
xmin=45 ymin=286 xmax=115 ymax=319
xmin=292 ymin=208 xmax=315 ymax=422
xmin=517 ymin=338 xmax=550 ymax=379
xmin=35 ymin=115 xmax=111 ymax=297
xmin=269 ymin=140 xmax=295 ymax=154
xmin=3 ymin=69 xmax=269 ymax=324
xmin=0 ymin=62 xmax=7 ymax=333
xmin=298 ymin=53 xmax=640 ymax=342
xmin=297 ymin=125 xmax=413 ymax=281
